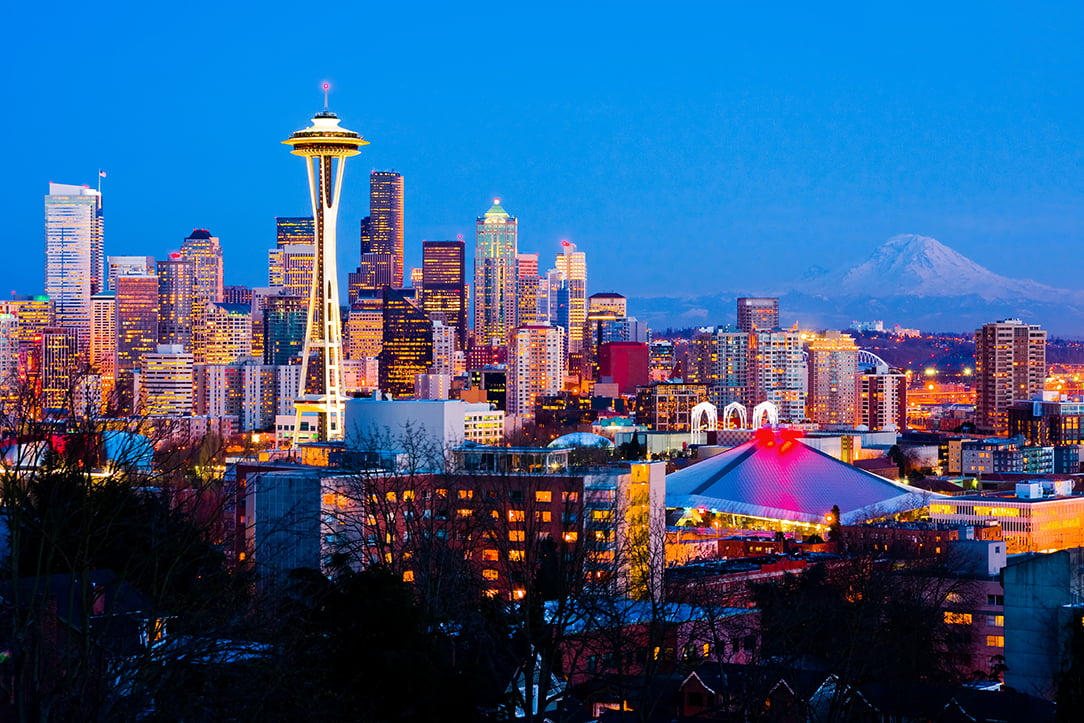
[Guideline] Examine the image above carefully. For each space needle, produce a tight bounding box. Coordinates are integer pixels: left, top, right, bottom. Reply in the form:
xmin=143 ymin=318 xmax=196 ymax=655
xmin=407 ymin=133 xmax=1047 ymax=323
xmin=283 ymin=84 xmax=368 ymax=444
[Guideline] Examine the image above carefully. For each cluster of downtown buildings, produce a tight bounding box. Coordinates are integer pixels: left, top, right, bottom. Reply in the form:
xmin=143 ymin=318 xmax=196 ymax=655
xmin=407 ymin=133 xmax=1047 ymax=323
xmin=11 ymin=110 xmax=1084 ymax=716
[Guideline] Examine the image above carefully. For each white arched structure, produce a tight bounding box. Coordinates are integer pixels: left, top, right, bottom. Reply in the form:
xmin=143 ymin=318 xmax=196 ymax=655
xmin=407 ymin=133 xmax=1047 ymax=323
xmin=858 ymin=350 xmax=890 ymax=371
xmin=690 ymin=401 xmax=718 ymax=445
xmin=722 ymin=402 xmax=748 ymax=430
xmin=752 ymin=401 xmax=780 ymax=428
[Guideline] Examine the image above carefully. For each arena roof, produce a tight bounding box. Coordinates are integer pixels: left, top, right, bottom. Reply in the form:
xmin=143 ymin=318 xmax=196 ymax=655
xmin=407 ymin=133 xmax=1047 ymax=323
xmin=666 ymin=428 xmax=938 ymax=525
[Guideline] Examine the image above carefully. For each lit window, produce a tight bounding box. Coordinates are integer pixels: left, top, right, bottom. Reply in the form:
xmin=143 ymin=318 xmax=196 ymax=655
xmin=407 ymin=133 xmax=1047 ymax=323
xmin=402 ymin=570 xmax=414 ymax=582
xmin=986 ymin=635 xmax=1004 ymax=647
xmin=482 ymin=568 xmax=499 ymax=580
xmin=509 ymin=509 xmax=525 ymax=522
xmin=536 ymin=511 xmax=552 ymax=522
xmin=535 ymin=490 xmax=552 ymax=503
xmin=483 ymin=549 xmax=499 ymax=561
xmin=509 ymin=550 xmax=525 ymax=562
xmin=509 ymin=530 xmax=525 ymax=542
xmin=944 ymin=612 xmax=972 ymax=625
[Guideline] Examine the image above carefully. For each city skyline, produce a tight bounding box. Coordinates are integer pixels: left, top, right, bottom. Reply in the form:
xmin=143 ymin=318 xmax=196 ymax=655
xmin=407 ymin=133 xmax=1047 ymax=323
xmin=5 ymin=3 xmax=1082 ymax=312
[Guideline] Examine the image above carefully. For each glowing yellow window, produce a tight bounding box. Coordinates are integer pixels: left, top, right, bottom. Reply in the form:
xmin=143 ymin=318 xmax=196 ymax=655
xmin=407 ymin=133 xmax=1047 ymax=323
xmin=986 ymin=635 xmax=1004 ymax=647
xmin=535 ymin=490 xmax=552 ymax=503
xmin=509 ymin=530 xmax=525 ymax=542
xmin=563 ymin=531 xmax=578 ymax=542
xmin=402 ymin=570 xmax=414 ymax=582
xmin=509 ymin=510 xmax=525 ymax=522
xmin=509 ymin=550 xmax=525 ymax=562
xmin=482 ymin=569 xmax=499 ymax=580
xmin=483 ymin=549 xmax=499 ymax=561
xmin=536 ymin=511 xmax=552 ymax=522
xmin=944 ymin=612 xmax=972 ymax=625
xmin=457 ymin=509 xmax=473 ymax=518
xmin=513 ymin=588 xmax=526 ymax=600
xmin=458 ymin=489 xmax=474 ymax=500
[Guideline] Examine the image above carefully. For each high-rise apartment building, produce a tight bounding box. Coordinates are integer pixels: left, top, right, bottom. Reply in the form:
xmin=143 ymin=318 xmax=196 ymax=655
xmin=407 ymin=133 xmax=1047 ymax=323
xmin=45 ymin=183 xmax=104 ymax=349
xmin=858 ymin=363 xmax=907 ymax=431
xmin=976 ymin=319 xmax=1047 ymax=434
xmin=345 ymin=296 xmax=384 ymax=361
xmin=420 ymin=240 xmax=467 ymax=349
xmin=269 ymin=218 xmax=314 ymax=289
xmin=473 ymin=200 xmax=518 ymax=348
xmin=507 ymin=325 xmax=567 ymax=417
xmin=737 ymin=297 xmax=779 ymax=333
xmin=379 ymin=290 xmax=433 ymax=398
xmin=157 ymin=255 xmax=195 ymax=349
xmin=139 ymin=344 xmax=195 ymax=416
xmin=0 ymin=314 xmax=18 ymax=386
xmin=806 ymin=330 xmax=859 ymax=426
xmin=555 ymin=241 xmax=587 ymax=353
xmin=689 ymin=327 xmax=753 ymax=410
xmin=750 ymin=329 xmax=806 ymax=422
xmin=368 ymin=171 xmax=405 ymax=287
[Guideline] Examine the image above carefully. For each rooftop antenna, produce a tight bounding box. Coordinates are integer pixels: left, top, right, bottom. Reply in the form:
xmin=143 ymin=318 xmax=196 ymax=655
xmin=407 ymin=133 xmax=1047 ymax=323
xmin=322 ymin=82 xmax=330 ymax=110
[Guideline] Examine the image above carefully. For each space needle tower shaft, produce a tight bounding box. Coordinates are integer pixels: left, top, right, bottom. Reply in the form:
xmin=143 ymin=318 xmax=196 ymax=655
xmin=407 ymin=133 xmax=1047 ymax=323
xmin=283 ymin=88 xmax=368 ymax=444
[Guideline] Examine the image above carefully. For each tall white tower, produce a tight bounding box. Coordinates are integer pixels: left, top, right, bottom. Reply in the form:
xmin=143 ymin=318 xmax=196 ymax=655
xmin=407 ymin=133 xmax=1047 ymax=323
xmin=283 ymin=102 xmax=368 ymax=444
xmin=45 ymin=182 xmax=104 ymax=350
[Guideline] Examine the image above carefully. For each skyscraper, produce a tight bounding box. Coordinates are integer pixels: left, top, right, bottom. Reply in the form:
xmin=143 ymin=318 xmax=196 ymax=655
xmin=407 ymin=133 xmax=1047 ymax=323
xmin=555 ymin=241 xmax=587 ymax=353
xmin=420 ymin=239 xmax=467 ymax=348
xmin=283 ymin=107 xmax=367 ymax=442
xmin=806 ymin=330 xmax=859 ymax=426
xmin=181 ymin=229 xmax=224 ymax=304
xmin=378 ymin=289 xmax=432 ymax=398
xmin=263 ymin=294 xmax=307 ymax=366
xmin=516 ymin=254 xmax=544 ymax=327
xmin=89 ymin=291 xmax=116 ymax=381
xmin=368 ymin=171 xmax=405 ymax=288
xmin=474 ymin=200 xmax=518 ymax=348
xmin=976 ymin=319 xmax=1047 ymax=434
xmin=181 ymin=229 xmax=224 ymax=363
xmin=858 ymin=363 xmax=907 ymax=431
xmin=157 ymin=255 xmax=195 ymax=349
xmin=269 ymin=217 xmax=314 ymax=288
xmin=507 ymin=325 xmax=566 ymax=417
xmin=114 ymin=274 xmax=159 ymax=412
xmin=45 ymin=182 xmax=104 ymax=350
xmin=737 ymin=297 xmax=779 ymax=333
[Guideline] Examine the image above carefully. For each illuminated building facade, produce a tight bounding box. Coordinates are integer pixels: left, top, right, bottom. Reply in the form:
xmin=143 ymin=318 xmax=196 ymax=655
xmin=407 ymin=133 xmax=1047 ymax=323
xmin=599 ymin=342 xmax=650 ymax=395
xmin=430 ymin=320 xmax=457 ymax=376
xmin=114 ymin=274 xmax=159 ymax=411
xmin=276 ymin=216 xmax=314 ymax=247
xmin=473 ymin=200 xmax=518 ymax=348
xmin=107 ymin=256 xmax=154 ymax=292
xmin=975 ymin=319 xmax=1047 ymax=434
xmin=283 ymin=108 xmax=367 ymax=442
xmin=345 ymin=296 xmax=383 ymax=361
xmin=40 ymin=326 xmax=80 ymax=413
xmin=269 ymin=220 xmax=315 ymax=291
xmin=182 ymin=229 xmax=224 ymax=362
xmin=516 ymin=254 xmax=544 ymax=326
xmin=378 ymin=289 xmax=433 ymax=398
xmin=368 ymin=171 xmax=405 ymax=288
xmin=45 ymin=183 xmax=104 ymax=350
xmin=203 ymin=302 xmax=252 ymax=365
xmin=507 ymin=325 xmax=566 ymax=417
xmin=420 ymin=240 xmax=467 ymax=348
xmin=157 ymin=256 xmax=194 ymax=349
xmin=139 ymin=344 xmax=195 ymax=416
xmin=555 ymin=241 xmax=587 ymax=352
xmin=689 ymin=327 xmax=752 ymax=409
xmin=736 ymin=297 xmax=779 ymax=333
xmin=929 ymin=484 xmax=1084 ymax=554
xmin=89 ymin=292 xmax=116 ymax=381
xmin=858 ymin=363 xmax=907 ymax=430
xmin=806 ymin=330 xmax=859 ymax=426
xmin=633 ymin=382 xmax=709 ymax=432
xmin=0 ymin=314 xmax=17 ymax=385
xmin=751 ymin=330 xmax=806 ymax=422
xmin=263 ymin=294 xmax=306 ymax=365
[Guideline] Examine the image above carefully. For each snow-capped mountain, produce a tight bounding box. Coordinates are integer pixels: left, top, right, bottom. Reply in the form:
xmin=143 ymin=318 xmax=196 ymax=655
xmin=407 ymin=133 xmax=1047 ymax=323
xmin=629 ymin=234 xmax=1084 ymax=335
xmin=807 ymin=234 xmax=1071 ymax=303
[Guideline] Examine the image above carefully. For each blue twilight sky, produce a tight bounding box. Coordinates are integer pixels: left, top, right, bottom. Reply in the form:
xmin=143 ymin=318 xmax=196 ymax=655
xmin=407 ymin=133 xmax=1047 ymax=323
xmin=2 ymin=1 xmax=1082 ymax=303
